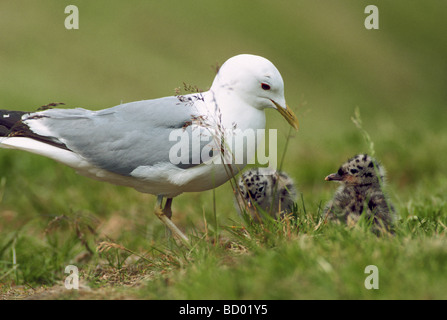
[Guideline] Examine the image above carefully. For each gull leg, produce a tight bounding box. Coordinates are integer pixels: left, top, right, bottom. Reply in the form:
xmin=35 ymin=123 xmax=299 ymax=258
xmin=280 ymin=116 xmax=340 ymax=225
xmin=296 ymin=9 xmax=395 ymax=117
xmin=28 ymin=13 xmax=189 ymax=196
xmin=162 ymin=198 xmax=173 ymax=238
xmin=154 ymin=196 xmax=190 ymax=245
xmin=163 ymin=198 xmax=173 ymax=219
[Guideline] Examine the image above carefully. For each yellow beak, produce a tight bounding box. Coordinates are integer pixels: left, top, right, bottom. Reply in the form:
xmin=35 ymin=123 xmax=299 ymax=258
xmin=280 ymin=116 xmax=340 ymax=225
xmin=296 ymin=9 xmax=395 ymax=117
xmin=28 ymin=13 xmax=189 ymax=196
xmin=272 ymin=100 xmax=299 ymax=130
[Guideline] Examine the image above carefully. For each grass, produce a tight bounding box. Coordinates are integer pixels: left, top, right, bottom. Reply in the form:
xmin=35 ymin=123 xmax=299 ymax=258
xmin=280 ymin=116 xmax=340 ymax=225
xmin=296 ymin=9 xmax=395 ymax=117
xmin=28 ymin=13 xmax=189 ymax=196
xmin=1 ymin=1 xmax=447 ymax=300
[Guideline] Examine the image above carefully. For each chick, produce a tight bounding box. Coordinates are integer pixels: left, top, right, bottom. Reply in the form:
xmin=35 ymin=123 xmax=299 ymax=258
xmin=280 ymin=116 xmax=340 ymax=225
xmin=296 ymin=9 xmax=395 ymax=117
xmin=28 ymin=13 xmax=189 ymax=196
xmin=235 ymin=167 xmax=297 ymax=221
xmin=324 ymin=154 xmax=395 ymax=233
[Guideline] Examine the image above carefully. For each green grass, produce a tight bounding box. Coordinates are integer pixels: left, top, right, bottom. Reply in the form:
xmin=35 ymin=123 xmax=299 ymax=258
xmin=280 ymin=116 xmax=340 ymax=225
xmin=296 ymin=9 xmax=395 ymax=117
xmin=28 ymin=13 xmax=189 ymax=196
xmin=1 ymin=1 xmax=447 ymax=300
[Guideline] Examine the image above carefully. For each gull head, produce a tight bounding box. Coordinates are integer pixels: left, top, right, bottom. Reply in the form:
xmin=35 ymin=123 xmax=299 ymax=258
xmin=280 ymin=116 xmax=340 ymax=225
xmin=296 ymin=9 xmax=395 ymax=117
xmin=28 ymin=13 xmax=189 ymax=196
xmin=211 ymin=54 xmax=299 ymax=130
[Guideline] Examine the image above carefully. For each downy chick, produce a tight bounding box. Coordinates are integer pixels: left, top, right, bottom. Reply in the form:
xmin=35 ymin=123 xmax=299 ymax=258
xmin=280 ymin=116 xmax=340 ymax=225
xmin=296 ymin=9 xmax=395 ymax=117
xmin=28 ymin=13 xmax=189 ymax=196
xmin=324 ymin=154 xmax=395 ymax=233
xmin=235 ymin=167 xmax=297 ymax=221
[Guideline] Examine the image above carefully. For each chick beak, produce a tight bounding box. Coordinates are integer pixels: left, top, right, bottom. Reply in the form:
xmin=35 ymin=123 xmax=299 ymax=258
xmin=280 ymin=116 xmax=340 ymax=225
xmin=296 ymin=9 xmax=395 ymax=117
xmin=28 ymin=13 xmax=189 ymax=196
xmin=272 ymin=100 xmax=299 ymax=130
xmin=325 ymin=173 xmax=343 ymax=181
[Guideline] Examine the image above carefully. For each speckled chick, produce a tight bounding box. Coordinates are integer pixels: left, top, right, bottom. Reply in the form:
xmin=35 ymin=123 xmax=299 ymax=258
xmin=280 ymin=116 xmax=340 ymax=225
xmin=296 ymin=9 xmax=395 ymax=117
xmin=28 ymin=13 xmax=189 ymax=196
xmin=324 ymin=154 xmax=395 ymax=233
xmin=235 ymin=167 xmax=297 ymax=221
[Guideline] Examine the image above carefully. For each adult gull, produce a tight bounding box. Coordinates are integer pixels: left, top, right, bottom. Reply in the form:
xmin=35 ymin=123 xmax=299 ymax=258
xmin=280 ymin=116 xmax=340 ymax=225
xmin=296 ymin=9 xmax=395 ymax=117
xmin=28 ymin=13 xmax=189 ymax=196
xmin=0 ymin=54 xmax=299 ymax=244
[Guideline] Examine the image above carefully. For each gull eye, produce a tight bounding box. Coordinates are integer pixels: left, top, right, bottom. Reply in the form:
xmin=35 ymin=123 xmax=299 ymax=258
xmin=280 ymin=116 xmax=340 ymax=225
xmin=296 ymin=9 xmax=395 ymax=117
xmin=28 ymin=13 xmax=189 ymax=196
xmin=261 ymin=83 xmax=271 ymax=90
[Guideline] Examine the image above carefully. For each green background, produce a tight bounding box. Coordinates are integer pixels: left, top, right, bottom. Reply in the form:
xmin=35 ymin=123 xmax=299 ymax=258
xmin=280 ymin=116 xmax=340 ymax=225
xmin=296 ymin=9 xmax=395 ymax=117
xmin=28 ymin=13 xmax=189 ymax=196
xmin=1 ymin=1 xmax=447 ymax=299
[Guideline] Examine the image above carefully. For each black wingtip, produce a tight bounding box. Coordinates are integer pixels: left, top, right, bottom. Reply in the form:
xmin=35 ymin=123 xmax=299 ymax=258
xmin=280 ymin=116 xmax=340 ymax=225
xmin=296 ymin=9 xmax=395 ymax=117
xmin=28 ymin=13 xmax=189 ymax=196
xmin=0 ymin=110 xmax=27 ymax=137
xmin=0 ymin=109 xmax=70 ymax=151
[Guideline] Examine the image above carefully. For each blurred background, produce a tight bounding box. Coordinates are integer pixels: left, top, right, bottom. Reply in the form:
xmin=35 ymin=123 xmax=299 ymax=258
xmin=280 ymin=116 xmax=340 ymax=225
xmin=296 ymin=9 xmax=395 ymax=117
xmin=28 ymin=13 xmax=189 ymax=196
xmin=1 ymin=1 xmax=446 ymax=241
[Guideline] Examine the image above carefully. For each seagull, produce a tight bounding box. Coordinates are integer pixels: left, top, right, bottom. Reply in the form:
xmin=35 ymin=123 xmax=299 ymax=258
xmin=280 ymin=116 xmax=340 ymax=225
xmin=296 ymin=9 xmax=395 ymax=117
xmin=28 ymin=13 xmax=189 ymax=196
xmin=235 ymin=167 xmax=297 ymax=221
xmin=324 ymin=154 xmax=395 ymax=234
xmin=0 ymin=54 xmax=299 ymax=244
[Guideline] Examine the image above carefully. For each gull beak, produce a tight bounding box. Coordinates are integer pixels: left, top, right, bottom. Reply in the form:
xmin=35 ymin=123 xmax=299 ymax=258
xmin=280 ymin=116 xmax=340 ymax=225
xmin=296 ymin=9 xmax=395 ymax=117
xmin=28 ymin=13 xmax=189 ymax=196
xmin=272 ymin=100 xmax=299 ymax=130
xmin=325 ymin=173 xmax=343 ymax=181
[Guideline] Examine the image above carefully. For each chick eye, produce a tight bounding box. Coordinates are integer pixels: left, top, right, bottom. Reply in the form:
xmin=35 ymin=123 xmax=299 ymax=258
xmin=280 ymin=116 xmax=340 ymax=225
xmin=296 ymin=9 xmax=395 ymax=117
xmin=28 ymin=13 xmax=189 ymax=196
xmin=261 ymin=83 xmax=271 ymax=90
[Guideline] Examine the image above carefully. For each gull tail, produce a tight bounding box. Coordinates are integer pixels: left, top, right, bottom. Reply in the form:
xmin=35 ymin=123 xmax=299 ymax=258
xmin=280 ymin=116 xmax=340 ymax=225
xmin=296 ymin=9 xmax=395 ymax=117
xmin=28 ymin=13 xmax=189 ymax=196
xmin=0 ymin=108 xmax=90 ymax=172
